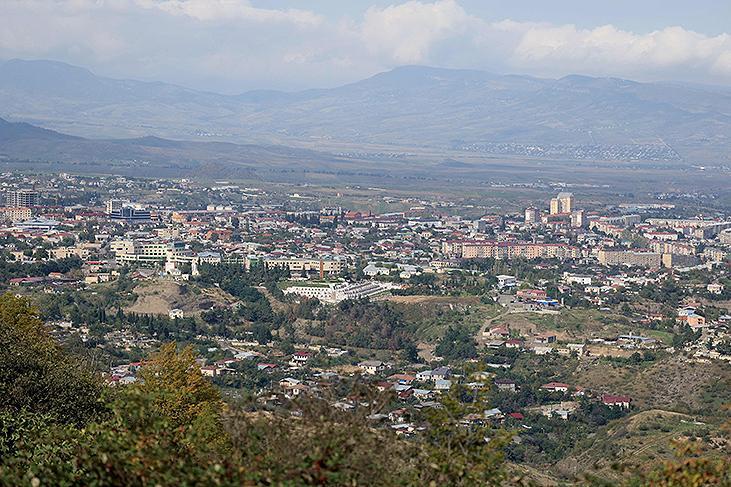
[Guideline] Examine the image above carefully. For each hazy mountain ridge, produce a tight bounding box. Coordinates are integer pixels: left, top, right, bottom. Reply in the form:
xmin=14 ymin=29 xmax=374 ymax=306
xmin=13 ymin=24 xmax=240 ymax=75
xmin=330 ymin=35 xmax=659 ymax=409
xmin=1 ymin=59 xmax=731 ymax=163
xmin=0 ymin=116 xmax=351 ymax=179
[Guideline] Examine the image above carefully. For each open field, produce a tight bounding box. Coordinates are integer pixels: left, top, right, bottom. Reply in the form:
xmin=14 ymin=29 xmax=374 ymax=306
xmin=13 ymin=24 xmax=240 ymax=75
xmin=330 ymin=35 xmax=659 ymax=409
xmin=125 ymin=279 xmax=238 ymax=316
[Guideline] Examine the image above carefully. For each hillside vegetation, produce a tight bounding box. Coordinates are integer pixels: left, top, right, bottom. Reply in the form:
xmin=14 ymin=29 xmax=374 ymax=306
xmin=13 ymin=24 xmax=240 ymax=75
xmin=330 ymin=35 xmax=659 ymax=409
xmin=0 ymin=293 xmax=728 ymax=486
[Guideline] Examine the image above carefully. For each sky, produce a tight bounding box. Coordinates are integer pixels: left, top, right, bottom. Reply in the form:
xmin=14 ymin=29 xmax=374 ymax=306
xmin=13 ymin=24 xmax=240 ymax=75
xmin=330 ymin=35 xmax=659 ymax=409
xmin=1 ymin=0 xmax=731 ymax=93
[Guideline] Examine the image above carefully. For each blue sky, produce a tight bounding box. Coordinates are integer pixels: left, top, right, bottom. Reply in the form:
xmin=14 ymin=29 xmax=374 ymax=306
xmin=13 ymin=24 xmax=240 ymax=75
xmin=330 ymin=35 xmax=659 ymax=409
xmin=1 ymin=0 xmax=730 ymax=92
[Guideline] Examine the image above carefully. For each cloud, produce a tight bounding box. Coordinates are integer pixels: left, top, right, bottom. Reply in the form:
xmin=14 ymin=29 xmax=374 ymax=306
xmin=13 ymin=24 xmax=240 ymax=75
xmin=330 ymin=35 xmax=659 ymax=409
xmin=1 ymin=0 xmax=730 ymax=90
xmin=133 ymin=0 xmax=323 ymax=26
xmin=360 ymin=0 xmax=471 ymax=64
xmin=506 ymin=23 xmax=731 ymax=79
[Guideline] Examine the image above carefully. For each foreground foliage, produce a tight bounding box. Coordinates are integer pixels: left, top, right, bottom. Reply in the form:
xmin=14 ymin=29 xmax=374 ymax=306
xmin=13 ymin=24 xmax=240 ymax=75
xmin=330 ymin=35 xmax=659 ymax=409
xmin=0 ymin=294 xmax=728 ymax=486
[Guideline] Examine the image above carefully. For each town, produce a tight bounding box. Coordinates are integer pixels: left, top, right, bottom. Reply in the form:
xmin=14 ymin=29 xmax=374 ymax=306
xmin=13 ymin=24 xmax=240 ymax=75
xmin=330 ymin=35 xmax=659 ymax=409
xmin=0 ymin=171 xmax=729 ymax=482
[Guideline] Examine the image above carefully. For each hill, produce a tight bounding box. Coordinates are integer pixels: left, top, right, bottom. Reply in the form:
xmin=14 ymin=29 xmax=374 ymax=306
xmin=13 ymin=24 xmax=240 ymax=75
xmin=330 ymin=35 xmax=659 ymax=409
xmin=555 ymin=409 xmax=729 ymax=482
xmin=2 ymin=60 xmax=731 ymax=164
xmin=0 ymin=115 xmax=345 ymax=179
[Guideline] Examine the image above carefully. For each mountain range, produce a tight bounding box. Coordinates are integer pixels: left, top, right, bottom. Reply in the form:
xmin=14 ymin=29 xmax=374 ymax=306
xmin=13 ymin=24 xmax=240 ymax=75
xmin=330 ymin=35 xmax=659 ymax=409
xmin=1 ymin=58 xmax=731 ymax=164
xmin=0 ymin=115 xmax=349 ymax=180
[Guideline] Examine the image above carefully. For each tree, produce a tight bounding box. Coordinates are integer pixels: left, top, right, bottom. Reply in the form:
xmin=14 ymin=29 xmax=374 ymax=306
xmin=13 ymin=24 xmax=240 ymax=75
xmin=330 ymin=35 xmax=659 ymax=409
xmin=251 ymin=322 xmax=273 ymax=345
xmin=0 ymin=294 xmax=103 ymax=426
xmin=435 ymin=325 xmax=478 ymax=361
xmin=137 ymin=343 xmax=223 ymax=428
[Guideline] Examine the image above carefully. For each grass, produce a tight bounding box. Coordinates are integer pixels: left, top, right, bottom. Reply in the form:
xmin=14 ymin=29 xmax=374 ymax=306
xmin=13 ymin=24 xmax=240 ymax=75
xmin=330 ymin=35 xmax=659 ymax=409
xmin=556 ymin=409 xmax=728 ymax=482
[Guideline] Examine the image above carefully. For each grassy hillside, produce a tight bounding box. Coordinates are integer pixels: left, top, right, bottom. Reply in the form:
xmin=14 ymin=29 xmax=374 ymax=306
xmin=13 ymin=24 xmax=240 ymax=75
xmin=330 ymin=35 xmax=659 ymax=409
xmin=556 ymin=409 xmax=730 ymax=482
xmin=571 ymin=357 xmax=731 ymax=414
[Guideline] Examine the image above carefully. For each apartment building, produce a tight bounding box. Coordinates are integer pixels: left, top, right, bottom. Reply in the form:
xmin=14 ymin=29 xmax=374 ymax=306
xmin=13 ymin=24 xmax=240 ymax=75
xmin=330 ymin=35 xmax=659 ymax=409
xmin=650 ymin=241 xmax=696 ymax=256
xmin=443 ymin=240 xmax=580 ymax=260
xmin=264 ymin=257 xmax=345 ymax=275
xmin=0 ymin=206 xmax=32 ymax=222
xmin=6 ymin=189 xmax=38 ymax=208
xmin=549 ymin=192 xmax=573 ymax=215
xmin=597 ymin=249 xmax=662 ymax=268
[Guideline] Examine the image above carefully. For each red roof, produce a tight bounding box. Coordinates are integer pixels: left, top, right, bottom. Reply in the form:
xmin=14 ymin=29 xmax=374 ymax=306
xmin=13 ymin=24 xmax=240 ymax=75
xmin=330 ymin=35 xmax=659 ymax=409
xmin=508 ymin=412 xmax=524 ymax=420
xmin=601 ymin=394 xmax=631 ymax=404
xmin=541 ymin=382 xmax=570 ymax=390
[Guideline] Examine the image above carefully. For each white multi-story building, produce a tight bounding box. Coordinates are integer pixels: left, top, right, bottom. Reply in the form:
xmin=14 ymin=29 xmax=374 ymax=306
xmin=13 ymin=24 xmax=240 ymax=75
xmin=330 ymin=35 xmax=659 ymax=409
xmin=282 ymin=281 xmax=393 ymax=303
xmin=110 ymin=239 xmax=187 ymax=264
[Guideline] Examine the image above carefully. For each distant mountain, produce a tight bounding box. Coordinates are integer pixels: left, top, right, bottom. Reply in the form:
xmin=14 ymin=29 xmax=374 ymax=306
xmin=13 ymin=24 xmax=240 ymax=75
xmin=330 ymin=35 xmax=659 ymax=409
xmin=0 ymin=116 xmax=344 ymax=179
xmin=0 ymin=116 xmax=78 ymax=142
xmin=2 ymin=59 xmax=731 ymax=163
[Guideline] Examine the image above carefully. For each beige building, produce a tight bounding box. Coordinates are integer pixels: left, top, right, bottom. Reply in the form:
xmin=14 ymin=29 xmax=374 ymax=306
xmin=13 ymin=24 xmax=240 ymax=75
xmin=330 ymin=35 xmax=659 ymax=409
xmin=0 ymin=206 xmax=32 ymax=222
xmin=661 ymin=253 xmax=700 ymax=268
xmin=264 ymin=257 xmax=344 ymax=275
xmin=550 ymin=192 xmax=574 ymax=215
xmin=443 ymin=240 xmax=580 ymax=260
xmin=650 ymin=241 xmax=696 ymax=256
xmin=49 ymin=243 xmax=101 ymax=260
xmin=597 ymin=249 xmax=662 ymax=268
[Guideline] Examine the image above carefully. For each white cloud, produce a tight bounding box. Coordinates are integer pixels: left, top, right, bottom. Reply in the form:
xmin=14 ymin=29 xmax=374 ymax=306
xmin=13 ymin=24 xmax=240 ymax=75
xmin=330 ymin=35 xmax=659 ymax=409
xmin=133 ymin=0 xmax=323 ymax=26
xmin=508 ymin=23 xmax=731 ymax=78
xmin=360 ymin=0 xmax=471 ymax=64
xmin=0 ymin=0 xmax=730 ymax=90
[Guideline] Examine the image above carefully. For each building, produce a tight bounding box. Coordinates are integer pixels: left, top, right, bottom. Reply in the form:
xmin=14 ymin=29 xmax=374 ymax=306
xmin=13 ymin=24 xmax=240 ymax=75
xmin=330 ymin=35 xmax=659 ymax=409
xmin=650 ymin=241 xmax=696 ymax=256
xmin=540 ymin=382 xmax=570 ymax=393
xmin=106 ymin=199 xmax=130 ymax=214
xmin=168 ymin=308 xmax=184 ymax=319
xmin=645 ymin=218 xmax=731 ymax=239
xmin=601 ymin=394 xmax=631 ymax=409
xmin=0 ymin=206 xmax=32 ymax=222
xmin=358 ymin=360 xmax=386 ymax=375
xmin=443 ymin=240 xmax=580 ymax=260
xmin=524 ymin=207 xmax=540 ymax=225
xmin=496 ymin=275 xmax=517 ymax=289
xmin=6 ymin=189 xmax=38 ymax=208
xmin=109 ymin=205 xmax=151 ymax=222
xmin=563 ymin=273 xmax=592 ymax=285
xmin=282 ymin=281 xmax=391 ymax=304
xmin=661 ymin=253 xmax=700 ymax=268
xmin=597 ymin=249 xmax=662 ymax=268
xmin=111 ymin=239 xmax=186 ymax=264
xmin=549 ymin=198 xmax=561 ymax=215
xmin=264 ymin=257 xmax=344 ymax=276
xmin=550 ymin=192 xmax=574 ymax=215
xmin=494 ymin=378 xmax=517 ymax=392
xmin=15 ymin=218 xmax=59 ymax=231
xmin=707 ymin=283 xmax=724 ymax=295
xmin=570 ymin=209 xmax=585 ymax=228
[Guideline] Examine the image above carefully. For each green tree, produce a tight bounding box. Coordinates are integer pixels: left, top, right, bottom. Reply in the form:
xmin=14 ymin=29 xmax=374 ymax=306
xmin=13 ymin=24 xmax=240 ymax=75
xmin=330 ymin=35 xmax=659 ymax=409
xmin=0 ymin=294 xmax=103 ymax=426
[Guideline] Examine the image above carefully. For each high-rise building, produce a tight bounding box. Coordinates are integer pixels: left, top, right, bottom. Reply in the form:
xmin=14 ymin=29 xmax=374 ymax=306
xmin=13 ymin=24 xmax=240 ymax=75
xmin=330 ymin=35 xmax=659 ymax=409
xmin=549 ymin=198 xmax=561 ymax=215
xmin=558 ymin=192 xmax=574 ymax=213
xmin=549 ymin=192 xmax=574 ymax=215
xmin=571 ymin=209 xmax=585 ymax=228
xmin=6 ymin=189 xmax=38 ymax=208
xmin=106 ymin=199 xmax=130 ymax=214
xmin=524 ymin=207 xmax=540 ymax=224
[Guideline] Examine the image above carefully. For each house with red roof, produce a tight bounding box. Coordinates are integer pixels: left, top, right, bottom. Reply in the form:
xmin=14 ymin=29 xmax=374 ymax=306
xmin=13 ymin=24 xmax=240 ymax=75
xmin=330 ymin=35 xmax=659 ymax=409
xmin=601 ymin=394 xmax=632 ymax=409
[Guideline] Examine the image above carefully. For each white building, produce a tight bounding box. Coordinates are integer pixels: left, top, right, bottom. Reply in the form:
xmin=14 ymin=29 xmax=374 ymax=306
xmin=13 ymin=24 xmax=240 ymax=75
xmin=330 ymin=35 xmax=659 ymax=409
xmin=496 ymin=275 xmax=517 ymax=289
